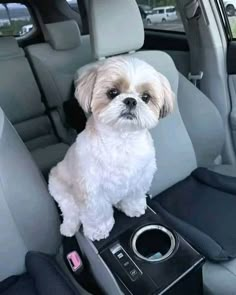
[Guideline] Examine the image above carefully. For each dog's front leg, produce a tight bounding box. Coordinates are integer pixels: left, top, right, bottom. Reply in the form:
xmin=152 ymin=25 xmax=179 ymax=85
xmin=80 ymin=198 xmax=115 ymax=241
xmin=117 ymin=160 xmax=156 ymax=218
xmin=116 ymin=191 xmax=147 ymax=218
xmin=59 ymin=198 xmax=81 ymax=237
xmin=48 ymin=168 xmax=81 ymax=237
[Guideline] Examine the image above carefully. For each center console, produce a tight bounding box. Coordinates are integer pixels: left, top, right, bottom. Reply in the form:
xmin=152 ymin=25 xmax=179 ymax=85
xmin=76 ymin=208 xmax=204 ymax=295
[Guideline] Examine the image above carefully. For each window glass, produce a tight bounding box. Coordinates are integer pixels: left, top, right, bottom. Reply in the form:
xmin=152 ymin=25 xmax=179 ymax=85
xmin=0 ymin=3 xmax=33 ymax=37
xmin=137 ymin=1 xmax=185 ymax=32
xmin=166 ymin=8 xmax=176 ymax=13
xmin=66 ymin=0 xmax=79 ymax=13
xmin=223 ymin=1 xmax=236 ymax=37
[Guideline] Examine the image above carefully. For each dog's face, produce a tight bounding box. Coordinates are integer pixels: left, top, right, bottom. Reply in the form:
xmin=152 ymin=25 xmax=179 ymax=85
xmin=75 ymin=57 xmax=174 ymax=131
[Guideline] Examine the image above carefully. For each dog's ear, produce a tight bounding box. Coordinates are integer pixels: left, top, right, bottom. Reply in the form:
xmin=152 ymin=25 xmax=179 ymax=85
xmin=159 ymin=73 xmax=175 ymax=119
xmin=74 ymin=64 xmax=98 ymax=113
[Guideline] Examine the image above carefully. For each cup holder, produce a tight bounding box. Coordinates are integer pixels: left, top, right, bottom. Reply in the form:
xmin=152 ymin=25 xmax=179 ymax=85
xmin=131 ymin=225 xmax=176 ymax=262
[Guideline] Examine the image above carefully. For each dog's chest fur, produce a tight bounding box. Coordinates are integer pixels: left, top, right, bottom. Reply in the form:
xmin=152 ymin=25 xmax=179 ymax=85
xmin=72 ymin=118 xmax=156 ymax=204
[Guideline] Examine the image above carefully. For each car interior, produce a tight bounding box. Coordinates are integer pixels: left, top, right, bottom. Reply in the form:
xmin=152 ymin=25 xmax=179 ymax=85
xmin=1 ymin=0 xmax=236 ymax=294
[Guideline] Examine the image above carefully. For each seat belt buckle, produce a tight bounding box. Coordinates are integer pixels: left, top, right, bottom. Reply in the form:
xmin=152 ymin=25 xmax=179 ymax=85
xmin=188 ymin=71 xmax=203 ymax=87
xmin=67 ymin=251 xmax=83 ymax=274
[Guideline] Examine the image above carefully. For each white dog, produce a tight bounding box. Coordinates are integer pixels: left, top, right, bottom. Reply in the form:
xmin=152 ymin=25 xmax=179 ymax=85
xmin=48 ymin=56 xmax=174 ymax=241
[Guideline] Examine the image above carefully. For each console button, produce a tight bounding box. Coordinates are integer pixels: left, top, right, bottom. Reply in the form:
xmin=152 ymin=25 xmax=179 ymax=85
xmin=114 ymin=250 xmax=129 ymax=266
xmin=123 ymin=260 xmax=130 ymax=267
xmin=124 ymin=263 xmax=141 ymax=281
xmin=117 ymin=252 xmax=124 ymax=259
xmin=129 ymin=268 xmax=139 ymax=280
xmin=115 ymin=250 xmax=125 ymax=260
xmin=110 ymin=244 xmax=142 ymax=282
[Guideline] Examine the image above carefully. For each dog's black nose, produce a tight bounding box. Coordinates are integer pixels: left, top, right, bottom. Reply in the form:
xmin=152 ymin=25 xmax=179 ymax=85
xmin=123 ymin=97 xmax=137 ymax=109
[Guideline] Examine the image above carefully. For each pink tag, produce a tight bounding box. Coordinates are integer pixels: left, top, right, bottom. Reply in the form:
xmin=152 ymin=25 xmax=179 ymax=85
xmin=67 ymin=251 xmax=82 ymax=272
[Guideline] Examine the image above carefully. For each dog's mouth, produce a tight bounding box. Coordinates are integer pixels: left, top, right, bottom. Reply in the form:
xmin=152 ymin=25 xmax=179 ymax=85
xmin=120 ymin=111 xmax=136 ymax=120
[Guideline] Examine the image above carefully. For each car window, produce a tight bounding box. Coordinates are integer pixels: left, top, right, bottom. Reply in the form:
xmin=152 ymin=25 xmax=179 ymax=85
xmin=0 ymin=3 xmax=34 ymax=37
xmin=66 ymin=0 xmax=79 ymax=13
xmin=166 ymin=8 xmax=176 ymax=13
xmin=137 ymin=1 xmax=185 ymax=33
xmin=223 ymin=0 xmax=236 ymax=37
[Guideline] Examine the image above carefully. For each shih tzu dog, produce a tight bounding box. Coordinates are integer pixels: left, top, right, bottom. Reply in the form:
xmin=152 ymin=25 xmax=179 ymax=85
xmin=48 ymin=56 xmax=174 ymax=241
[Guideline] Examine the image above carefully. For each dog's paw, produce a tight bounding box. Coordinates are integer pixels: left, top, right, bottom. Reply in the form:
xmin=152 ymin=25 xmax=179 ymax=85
xmin=117 ymin=197 xmax=147 ymax=218
xmin=83 ymin=218 xmax=114 ymax=241
xmin=123 ymin=206 xmax=146 ymax=218
xmin=60 ymin=222 xmax=80 ymax=237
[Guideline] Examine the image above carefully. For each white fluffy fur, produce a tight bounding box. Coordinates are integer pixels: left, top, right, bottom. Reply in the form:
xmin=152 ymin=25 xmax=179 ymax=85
xmin=48 ymin=56 xmax=174 ymax=241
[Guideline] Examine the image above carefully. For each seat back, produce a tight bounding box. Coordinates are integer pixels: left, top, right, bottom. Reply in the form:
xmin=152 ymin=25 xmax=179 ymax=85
xmin=85 ymin=0 xmax=225 ymax=195
xmin=0 ymin=37 xmax=58 ymax=151
xmin=0 ymin=107 xmax=61 ymax=280
xmin=26 ymin=21 xmax=93 ymax=123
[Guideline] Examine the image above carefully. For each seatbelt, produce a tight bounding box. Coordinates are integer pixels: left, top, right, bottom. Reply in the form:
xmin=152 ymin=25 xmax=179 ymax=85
xmin=184 ymin=0 xmax=204 ymax=88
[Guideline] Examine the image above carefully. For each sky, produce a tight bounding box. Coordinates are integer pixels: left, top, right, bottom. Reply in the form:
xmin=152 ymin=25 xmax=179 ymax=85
xmin=0 ymin=3 xmax=25 ymax=9
xmin=0 ymin=1 xmax=77 ymax=10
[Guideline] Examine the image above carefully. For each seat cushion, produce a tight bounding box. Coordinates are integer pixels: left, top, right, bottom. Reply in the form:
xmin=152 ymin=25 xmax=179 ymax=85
xmin=0 ymin=37 xmax=45 ymax=124
xmin=31 ymin=143 xmax=69 ymax=177
xmin=0 ymin=108 xmax=60 ymax=280
xmin=0 ymin=275 xmax=36 ymax=295
xmin=149 ymin=168 xmax=236 ymax=261
xmin=0 ymin=252 xmax=79 ymax=295
xmin=177 ymin=74 xmax=224 ymax=167
xmin=203 ymin=259 xmax=236 ymax=295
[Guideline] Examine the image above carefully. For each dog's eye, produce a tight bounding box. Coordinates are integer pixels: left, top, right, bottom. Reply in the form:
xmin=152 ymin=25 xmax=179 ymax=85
xmin=141 ymin=92 xmax=151 ymax=103
xmin=107 ymin=88 xmax=120 ymax=99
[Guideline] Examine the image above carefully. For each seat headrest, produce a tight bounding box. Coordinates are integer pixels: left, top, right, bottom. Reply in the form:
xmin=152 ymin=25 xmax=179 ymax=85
xmin=0 ymin=37 xmax=24 ymax=59
xmin=46 ymin=20 xmax=81 ymax=51
xmin=88 ymin=0 xmax=144 ymax=59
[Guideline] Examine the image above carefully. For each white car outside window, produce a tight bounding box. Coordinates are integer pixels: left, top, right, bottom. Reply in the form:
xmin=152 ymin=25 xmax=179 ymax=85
xmin=19 ymin=24 xmax=33 ymax=36
xmin=146 ymin=6 xmax=177 ymax=25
